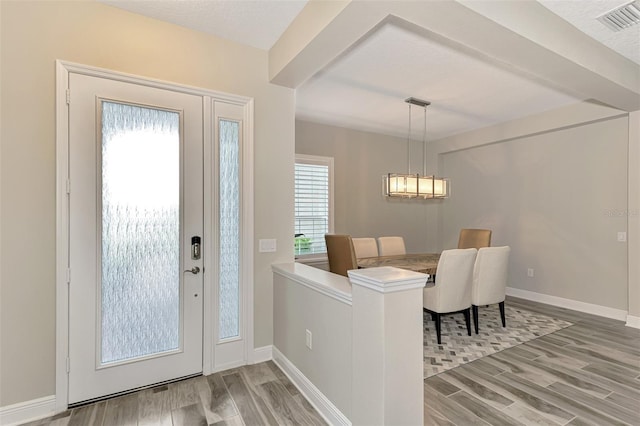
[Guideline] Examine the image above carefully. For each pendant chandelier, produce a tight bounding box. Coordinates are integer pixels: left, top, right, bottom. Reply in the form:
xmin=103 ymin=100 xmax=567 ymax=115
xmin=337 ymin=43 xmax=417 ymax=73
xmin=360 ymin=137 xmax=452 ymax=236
xmin=383 ymin=97 xmax=449 ymax=199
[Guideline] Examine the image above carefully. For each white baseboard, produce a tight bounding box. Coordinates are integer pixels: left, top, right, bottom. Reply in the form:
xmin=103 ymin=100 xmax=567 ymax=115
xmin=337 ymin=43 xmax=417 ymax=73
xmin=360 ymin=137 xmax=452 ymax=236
xmin=272 ymin=346 xmax=350 ymax=426
xmin=626 ymin=315 xmax=640 ymax=329
xmin=506 ymin=287 xmax=628 ymax=321
xmin=0 ymin=395 xmax=56 ymax=426
xmin=253 ymin=345 xmax=273 ymax=363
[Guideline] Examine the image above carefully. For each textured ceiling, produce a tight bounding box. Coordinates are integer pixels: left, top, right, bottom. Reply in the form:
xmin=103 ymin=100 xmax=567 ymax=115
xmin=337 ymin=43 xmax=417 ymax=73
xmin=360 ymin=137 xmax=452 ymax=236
xmin=295 ymin=23 xmax=584 ymax=140
xmin=539 ymin=0 xmax=640 ymax=65
xmin=98 ymin=0 xmax=639 ymax=141
xmin=99 ymin=0 xmax=308 ymax=50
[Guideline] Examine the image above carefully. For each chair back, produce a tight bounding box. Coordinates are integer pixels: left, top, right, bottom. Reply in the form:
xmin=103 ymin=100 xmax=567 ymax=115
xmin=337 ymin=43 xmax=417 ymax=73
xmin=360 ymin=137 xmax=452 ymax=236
xmin=458 ymin=228 xmax=492 ymax=249
xmin=426 ymin=249 xmax=477 ymax=312
xmin=324 ymin=234 xmax=358 ymax=277
xmin=352 ymin=237 xmax=378 ymax=258
xmin=472 ymin=246 xmax=510 ymax=306
xmin=377 ymin=236 xmax=406 ymax=256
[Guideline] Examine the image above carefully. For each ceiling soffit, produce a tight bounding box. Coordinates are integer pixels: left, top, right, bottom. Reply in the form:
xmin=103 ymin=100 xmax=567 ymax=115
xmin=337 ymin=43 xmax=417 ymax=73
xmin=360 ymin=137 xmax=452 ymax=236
xmin=271 ymin=1 xmax=640 ymax=117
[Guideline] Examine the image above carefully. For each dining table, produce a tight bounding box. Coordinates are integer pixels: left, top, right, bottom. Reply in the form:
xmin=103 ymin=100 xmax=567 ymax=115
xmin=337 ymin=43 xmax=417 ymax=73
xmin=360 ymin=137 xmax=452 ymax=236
xmin=357 ymin=253 xmax=441 ymax=276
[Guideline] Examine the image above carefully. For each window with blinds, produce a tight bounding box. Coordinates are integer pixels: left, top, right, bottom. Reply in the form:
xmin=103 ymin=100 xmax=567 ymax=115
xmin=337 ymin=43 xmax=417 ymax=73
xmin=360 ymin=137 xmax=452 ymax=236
xmin=294 ymin=154 xmax=334 ymax=256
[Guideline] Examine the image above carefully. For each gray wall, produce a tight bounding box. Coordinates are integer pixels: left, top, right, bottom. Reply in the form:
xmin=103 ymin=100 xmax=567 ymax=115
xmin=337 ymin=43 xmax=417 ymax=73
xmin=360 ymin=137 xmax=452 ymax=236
xmin=297 ymin=103 xmax=631 ymax=313
xmin=295 ymin=120 xmax=433 ymax=253
xmin=1 ymin=1 xmax=294 ymax=406
xmin=439 ymin=116 xmax=628 ymax=310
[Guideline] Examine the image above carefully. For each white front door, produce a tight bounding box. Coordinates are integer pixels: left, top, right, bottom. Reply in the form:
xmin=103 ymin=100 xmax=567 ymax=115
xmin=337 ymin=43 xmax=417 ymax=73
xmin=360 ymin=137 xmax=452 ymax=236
xmin=67 ymin=72 xmax=204 ymax=404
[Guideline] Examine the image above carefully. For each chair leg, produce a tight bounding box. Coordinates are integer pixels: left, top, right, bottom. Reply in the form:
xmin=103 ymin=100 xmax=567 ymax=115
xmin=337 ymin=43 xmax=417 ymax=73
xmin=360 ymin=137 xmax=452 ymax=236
xmin=472 ymin=305 xmax=479 ymax=334
xmin=463 ymin=308 xmax=471 ymax=336
xmin=431 ymin=312 xmax=437 ymax=322
xmin=435 ymin=313 xmax=442 ymax=345
xmin=499 ymin=301 xmax=506 ymax=327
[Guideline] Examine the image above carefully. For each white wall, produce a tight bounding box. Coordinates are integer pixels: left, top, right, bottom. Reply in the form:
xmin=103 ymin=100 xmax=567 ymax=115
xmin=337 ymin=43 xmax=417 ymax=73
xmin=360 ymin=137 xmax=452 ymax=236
xmin=0 ymin=1 xmax=293 ymax=406
xmin=295 ymin=120 xmax=435 ymax=253
xmin=273 ymin=266 xmax=353 ymax=418
xmin=628 ymin=110 xmax=640 ymax=320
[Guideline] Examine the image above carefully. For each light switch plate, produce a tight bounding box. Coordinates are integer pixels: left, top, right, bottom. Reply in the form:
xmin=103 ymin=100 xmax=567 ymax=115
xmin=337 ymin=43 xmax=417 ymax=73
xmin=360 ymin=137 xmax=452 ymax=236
xmin=259 ymin=238 xmax=277 ymax=252
xmin=617 ymin=231 xmax=627 ymax=242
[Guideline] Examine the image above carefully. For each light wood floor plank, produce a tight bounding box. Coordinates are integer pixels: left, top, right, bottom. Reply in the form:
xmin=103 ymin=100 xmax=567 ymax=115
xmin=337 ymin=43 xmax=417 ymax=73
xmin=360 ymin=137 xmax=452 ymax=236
xmin=480 ymin=354 xmax=558 ymax=387
xmin=423 ymin=375 xmax=461 ymax=396
xmin=267 ymin=360 xmax=300 ymax=398
xmin=449 ymin=391 xmax=526 ymax=425
xmin=582 ymin=362 xmax=640 ymax=390
xmin=20 ymin=412 xmax=72 ymax=426
xmin=222 ymin=371 xmax=269 ymax=426
xmin=453 ymin=363 xmax=575 ymax=424
xmin=496 ymin=351 xmax=611 ymax=397
xmin=169 ymin=376 xmax=202 ymax=410
xmin=102 ymin=393 xmax=138 ymax=426
xmin=423 ymin=402 xmax=457 ymax=426
xmin=520 ymin=340 xmax=591 ymax=370
xmin=500 ymin=402 xmax=563 ymax=426
xmin=259 ymin=380 xmax=316 ymax=426
xmin=201 ymin=372 xmax=239 ymax=424
xmin=527 ymin=337 xmax=638 ymax=371
xmin=211 ymin=415 xmax=245 ymax=426
xmin=137 ymin=385 xmax=172 ymax=426
xmin=557 ymin=328 xmax=640 ymax=357
xmin=292 ymin=394 xmax=328 ymax=426
xmin=171 ymin=402 xmax=207 ymax=426
xmin=499 ymin=372 xmax=625 ymax=426
xmin=423 ymin=383 xmax=492 ymax=425
xmin=438 ymin=369 xmax=514 ymax=409
xmin=67 ymin=401 xmax=106 ymax=426
xmin=547 ymin=381 xmax=640 ymax=425
xmin=605 ymin=391 xmax=640 ymax=411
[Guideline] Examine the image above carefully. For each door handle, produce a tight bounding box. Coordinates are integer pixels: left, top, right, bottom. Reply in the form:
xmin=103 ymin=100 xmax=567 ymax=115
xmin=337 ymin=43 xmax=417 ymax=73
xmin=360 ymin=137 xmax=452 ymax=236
xmin=184 ymin=266 xmax=200 ymax=274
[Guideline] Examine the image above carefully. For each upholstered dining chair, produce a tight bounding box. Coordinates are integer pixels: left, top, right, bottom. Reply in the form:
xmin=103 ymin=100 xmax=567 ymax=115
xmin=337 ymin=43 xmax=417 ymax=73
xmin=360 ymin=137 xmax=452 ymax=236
xmin=458 ymin=228 xmax=492 ymax=249
xmin=471 ymin=246 xmax=511 ymax=334
xmin=352 ymin=237 xmax=378 ymax=259
xmin=423 ymin=248 xmax=477 ymax=344
xmin=324 ymin=234 xmax=358 ymax=277
xmin=377 ymin=236 xmax=406 ymax=256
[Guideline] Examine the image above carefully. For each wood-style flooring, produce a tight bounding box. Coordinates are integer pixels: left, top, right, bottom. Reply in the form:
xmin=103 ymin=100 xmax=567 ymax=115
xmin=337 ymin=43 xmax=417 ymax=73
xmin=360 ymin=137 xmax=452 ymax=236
xmin=20 ymin=361 xmax=326 ymax=426
xmin=22 ymin=297 xmax=640 ymax=425
xmin=424 ymin=297 xmax=640 ymax=426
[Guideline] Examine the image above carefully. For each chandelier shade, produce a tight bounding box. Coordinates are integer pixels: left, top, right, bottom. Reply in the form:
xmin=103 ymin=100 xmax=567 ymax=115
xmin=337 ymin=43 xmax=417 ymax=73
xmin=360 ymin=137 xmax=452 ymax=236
xmin=383 ymin=97 xmax=449 ymax=199
xmin=385 ymin=173 xmax=449 ymax=199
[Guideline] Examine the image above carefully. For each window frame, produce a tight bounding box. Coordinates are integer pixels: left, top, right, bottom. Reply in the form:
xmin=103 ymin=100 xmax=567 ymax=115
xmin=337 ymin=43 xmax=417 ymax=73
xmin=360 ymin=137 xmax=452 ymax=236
xmin=294 ymin=153 xmax=334 ymax=261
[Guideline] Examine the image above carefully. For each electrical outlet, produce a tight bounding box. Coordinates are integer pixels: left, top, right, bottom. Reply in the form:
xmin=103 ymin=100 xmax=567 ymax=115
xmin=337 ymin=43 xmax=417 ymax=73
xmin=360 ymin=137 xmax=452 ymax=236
xmin=617 ymin=232 xmax=627 ymax=242
xmin=527 ymin=268 xmax=534 ymax=277
xmin=305 ymin=329 xmax=312 ymax=350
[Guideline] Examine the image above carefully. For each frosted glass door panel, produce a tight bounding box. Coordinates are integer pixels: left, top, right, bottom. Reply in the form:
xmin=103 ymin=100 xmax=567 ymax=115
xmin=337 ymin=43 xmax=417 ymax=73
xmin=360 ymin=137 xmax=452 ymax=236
xmin=101 ymin=101 xmax=180 ymax=364
xmin=219 ymin=119 xmax=240 ymax=340
xmin=68 ymin=72 xmax=203 ymax=405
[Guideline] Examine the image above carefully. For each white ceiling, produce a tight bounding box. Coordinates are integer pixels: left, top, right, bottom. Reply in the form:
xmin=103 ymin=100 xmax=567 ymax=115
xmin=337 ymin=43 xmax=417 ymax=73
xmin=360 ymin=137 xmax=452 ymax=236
xmin=538 ymin=0 xmax=640 ymax=65
xmin=99 ymin=0 xmax=309 ymax=50
xmin=295 ymin=22 xmax=584 ymax=140
xmin=99 ymin=0 xmax=639 ymax=141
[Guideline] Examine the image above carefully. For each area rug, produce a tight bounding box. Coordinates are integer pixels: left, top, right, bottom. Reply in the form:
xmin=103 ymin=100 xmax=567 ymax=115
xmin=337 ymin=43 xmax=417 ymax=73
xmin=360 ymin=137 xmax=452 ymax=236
xmin=423 ymin=305 xmax=573 ymax=378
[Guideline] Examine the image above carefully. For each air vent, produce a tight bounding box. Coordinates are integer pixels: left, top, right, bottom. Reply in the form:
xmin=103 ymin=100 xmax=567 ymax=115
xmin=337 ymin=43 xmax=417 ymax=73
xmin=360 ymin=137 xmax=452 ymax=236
xmin=597 ymin=0 xmax=640 ymax=31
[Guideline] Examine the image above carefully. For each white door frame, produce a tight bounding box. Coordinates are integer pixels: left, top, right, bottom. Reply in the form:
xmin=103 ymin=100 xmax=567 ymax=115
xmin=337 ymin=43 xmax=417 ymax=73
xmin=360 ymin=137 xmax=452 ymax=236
xmin=55 ymin=60 xmax=254 ymax=412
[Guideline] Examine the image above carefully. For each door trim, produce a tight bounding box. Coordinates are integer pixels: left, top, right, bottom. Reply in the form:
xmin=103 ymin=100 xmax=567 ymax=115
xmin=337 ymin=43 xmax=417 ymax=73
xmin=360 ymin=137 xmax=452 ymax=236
xmin=55 ymin=60 xmax=254 ymax=412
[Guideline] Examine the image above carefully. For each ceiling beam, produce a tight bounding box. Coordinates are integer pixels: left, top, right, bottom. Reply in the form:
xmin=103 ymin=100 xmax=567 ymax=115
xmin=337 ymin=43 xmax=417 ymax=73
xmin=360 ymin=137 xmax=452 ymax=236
xmin=269 ymin=0 xmax=640 ymax=112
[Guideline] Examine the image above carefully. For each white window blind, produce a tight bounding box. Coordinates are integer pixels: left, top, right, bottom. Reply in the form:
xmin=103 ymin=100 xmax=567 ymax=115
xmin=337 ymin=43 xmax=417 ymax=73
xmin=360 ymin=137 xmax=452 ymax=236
xmin=295 ymin=155 xmax=333 ymax=256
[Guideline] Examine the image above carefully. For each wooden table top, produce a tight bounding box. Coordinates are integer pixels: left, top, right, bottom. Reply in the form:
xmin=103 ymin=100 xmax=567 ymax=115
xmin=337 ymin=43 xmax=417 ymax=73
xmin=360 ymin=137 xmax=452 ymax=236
xmin=357 ymin=253 xmax=440 ymax=275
